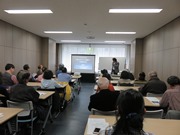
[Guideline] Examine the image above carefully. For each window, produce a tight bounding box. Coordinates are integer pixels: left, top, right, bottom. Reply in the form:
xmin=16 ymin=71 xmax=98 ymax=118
xmin=61 ymin=44 xmax=130 ymax=73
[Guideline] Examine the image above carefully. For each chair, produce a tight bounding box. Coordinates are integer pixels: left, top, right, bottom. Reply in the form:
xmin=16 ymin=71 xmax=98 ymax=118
xmin=144 ymin=109 xmax=164 ymax=118
xmin=6 ymin=100 xmax=37 ymax=135
xmin=147 ymin=92 xmax=163 ymax=97
xmin=91 ymin=108 xmax=118 ymax=116
xmin=165 ymin=110 xmax=180 ymax=120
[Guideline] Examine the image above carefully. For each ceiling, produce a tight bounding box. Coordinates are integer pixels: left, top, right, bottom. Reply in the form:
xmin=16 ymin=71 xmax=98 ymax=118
xmin=0 ymin=0 xmax=179 ymax=44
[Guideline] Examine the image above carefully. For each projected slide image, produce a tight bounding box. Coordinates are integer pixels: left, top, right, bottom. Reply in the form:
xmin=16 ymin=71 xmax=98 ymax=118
xmin=73 ymin=58 xmax=92 ymax=70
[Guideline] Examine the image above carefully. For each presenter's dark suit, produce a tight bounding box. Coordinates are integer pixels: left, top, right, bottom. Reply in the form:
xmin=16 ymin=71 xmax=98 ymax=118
xmin=88 ymin=89 xmax=119 ymax=111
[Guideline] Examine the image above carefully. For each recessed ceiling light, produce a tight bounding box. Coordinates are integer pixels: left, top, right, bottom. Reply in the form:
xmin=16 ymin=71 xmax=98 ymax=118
xmin=4 ymin=9 xmax=53 ymax=14
xmin=61 ymin=40 xmax=81 ymax=43
xmin=104 ymin=41 xmax=126 ymax=43
xmin=109 ymin=9 xmax=162 ymax=13
xmin=44 ymin=31 xmax=73 ymax=34
xmin=106 ymin=32 xmax=136 ymax=34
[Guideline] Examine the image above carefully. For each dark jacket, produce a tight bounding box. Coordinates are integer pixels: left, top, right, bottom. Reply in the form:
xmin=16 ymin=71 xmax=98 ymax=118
xmin=139 ymin=77 xmax=167 ymax=96
xmin=88 ymin=89 xmax=119 ymax=111
xmin=10 ymin=84 xmax=39 ymax=104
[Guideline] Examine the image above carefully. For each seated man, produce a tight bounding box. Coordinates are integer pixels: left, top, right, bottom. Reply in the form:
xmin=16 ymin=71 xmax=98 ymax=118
xmin=10 ymin=70 xmax=47 ymax=120
xmin=2 ymin=63 xmax=18 ymax=87
xmin=139 ymin=71 xmax=167 ymax=96
xmin=56 ymin=64 xmax=64 ymax=77
xmin=88 ymin=77 xmax=119 ymax=111
xmin=58 ymin=67 xmax=71 ymax=82
xmin=160 ymin=76 xmax=180 ymax=111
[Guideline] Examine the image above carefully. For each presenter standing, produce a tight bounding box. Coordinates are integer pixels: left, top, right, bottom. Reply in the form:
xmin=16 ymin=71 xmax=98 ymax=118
xmin=111 ymin=58 xmax=119 ymax=75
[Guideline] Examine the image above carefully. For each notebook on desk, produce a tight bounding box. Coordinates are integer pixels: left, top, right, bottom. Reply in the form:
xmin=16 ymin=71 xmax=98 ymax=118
xmin=145 ymin=97 xmax=160 ymax=105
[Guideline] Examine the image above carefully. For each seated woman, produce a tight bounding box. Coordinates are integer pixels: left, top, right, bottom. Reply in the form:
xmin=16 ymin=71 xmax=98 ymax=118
xmin=134 ymin=72 xmax=147 ymax=86
xmin=35 ymin=67 xmax=47 ymax=82
xmin=109 ymin=89 xmax=153 ymax=135
xmin=41 ymin=70 xmax=61 ymax=89
xmin=118 ymin=71 xmax=134 ymax=86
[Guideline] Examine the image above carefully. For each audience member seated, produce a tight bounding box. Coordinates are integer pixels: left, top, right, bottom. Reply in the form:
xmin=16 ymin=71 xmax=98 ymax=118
xmin=41 ymin=70 xmax=62 ymax=89
xmin=139 ymin=71 xmax=167 ymax=96
xmin=125 ymin=69 xmax=135 ymax=80
xmin=101 ymin=69 xmax=108 ymax=75
xmin=58 ymin=67 xmax=72 ymax=83
xmin=36 ymin=64 xmax=43 ymax=77
xmin=118 ymin=70 xmax=134 ymax=86
xmin=36 ymin=67 xmax=47 ymax=82
xmin=109 ymin=89 xmax=153 ymax=135
xmin=22 ymin=64 xmax=35 ymax=82
xmin=102 ymin=73 xmax=114 ymax=91
xmin=56 ymin=64 xmax=64 ymax=77
xmin=136 ymin=72 xmax=147 ymax=81
xmin=88 ymin=77 xmax=119 ymax=111
xmin=10 ymin=70 xmax=47 ymax=120
xmin=160 ymin=76 xmax=180 ymax=111
xmin=2 ymin=63 xmax=18 ymax=87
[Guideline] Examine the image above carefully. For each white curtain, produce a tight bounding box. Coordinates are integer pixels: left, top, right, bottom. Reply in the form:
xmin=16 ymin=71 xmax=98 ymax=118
xmin=61 ymin=44 xmax=130 ymax=72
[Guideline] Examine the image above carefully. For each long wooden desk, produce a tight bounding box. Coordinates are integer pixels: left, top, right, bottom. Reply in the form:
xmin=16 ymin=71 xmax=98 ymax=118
xmin=0 ymin=107 xmax=23 ymax=125
xmin=27 ymin=81 xmax=67 ymax=88
xmin=94 ymin=85 xmax=140 ymax=91
xmin=84 ymin=115 xmax=180 ymax=135
xmin=27 ymin=82 xmax=41 ymax=87
xmin=0 ymin=107 xmax=23 ymax=134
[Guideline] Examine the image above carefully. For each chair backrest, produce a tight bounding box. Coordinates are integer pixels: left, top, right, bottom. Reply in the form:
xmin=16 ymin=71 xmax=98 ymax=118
xmin=144 ymin=109 xmax=164 ymax=118
xmin=6 ymin=100 xmax=33 ymax=117
xmin=165 ymin=110 xmax=180 ymax=120
xmin=91 ymin=108 xmax=117 ymax=116
xmin=147 ymin=92 xmax=163 ymax=97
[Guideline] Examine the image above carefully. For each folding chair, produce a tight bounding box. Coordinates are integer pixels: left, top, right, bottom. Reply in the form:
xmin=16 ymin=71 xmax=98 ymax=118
xmin=6 ymin=100 xmax=37 ymax=135
xmin=144 ymin=109 xmax=164 ymax=119
xmin=91 ymin=108 xmax=118 ymax=116
xmin=165 ymin=110 xmax=180 ymax=120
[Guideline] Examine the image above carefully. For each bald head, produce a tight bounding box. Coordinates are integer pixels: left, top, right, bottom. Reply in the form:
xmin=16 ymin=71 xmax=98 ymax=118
xmin=97 ymin=77 xmax=109 ymax=90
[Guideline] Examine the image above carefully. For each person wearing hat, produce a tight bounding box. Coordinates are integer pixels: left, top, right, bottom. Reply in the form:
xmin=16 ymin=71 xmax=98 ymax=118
xmin=139 ymin=71 xmax=167 ymax=96
xmin=160 ymin=76 xmax=180 ymax=111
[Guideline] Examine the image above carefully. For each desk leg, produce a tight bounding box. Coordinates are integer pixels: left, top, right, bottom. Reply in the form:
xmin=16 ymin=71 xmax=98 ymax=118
xmin=39 ymin=96 xmax=53 ymax=135
xmin=7 ymin=122 xmax=12 ymax=134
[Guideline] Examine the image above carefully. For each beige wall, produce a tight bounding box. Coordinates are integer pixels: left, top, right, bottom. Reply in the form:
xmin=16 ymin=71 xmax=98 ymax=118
xmin=130 ymin=39 xmax=143 ymax=79
xmin=0 ymin=20 xmax=43 ymax=74
xmin=142 ymin=17 xmax=180 ymax=82
xmin=41 ymin=38 xmax=56 ymax=73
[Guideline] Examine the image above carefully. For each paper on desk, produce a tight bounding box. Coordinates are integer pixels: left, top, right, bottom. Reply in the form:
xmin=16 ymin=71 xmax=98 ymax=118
xmin=87 ymin=118 xmax=109 ymax=135
xmin=0 ymin=113 xmax=4 ymax=118
xmin=145 ymin=97 xmax=160 ymax=105
xmin=37 ymin=91 xmax=46 ymax=96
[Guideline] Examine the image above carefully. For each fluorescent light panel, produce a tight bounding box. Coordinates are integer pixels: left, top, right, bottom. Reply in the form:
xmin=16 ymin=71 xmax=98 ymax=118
xmin=105 ymin=41 xmax=126 ymax=43
xmin=109 ymin=9 xmax=162 ymax=13
xmin=61 ymin=40 xmax=81 ymax=43
xmin=4 ymin=9 xmax=53 ymax=14
xmin=44 ymin=31 xmax=72 ymax=34
xmin=106 ymin=32 xmax=136 ymax=34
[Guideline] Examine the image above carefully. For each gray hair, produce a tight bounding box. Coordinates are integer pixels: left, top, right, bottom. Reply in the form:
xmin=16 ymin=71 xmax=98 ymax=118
xmin=97 ymin=77 xmax=109 ymax=89
xmin=148 ymin=71 xmax=157 ymax=78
